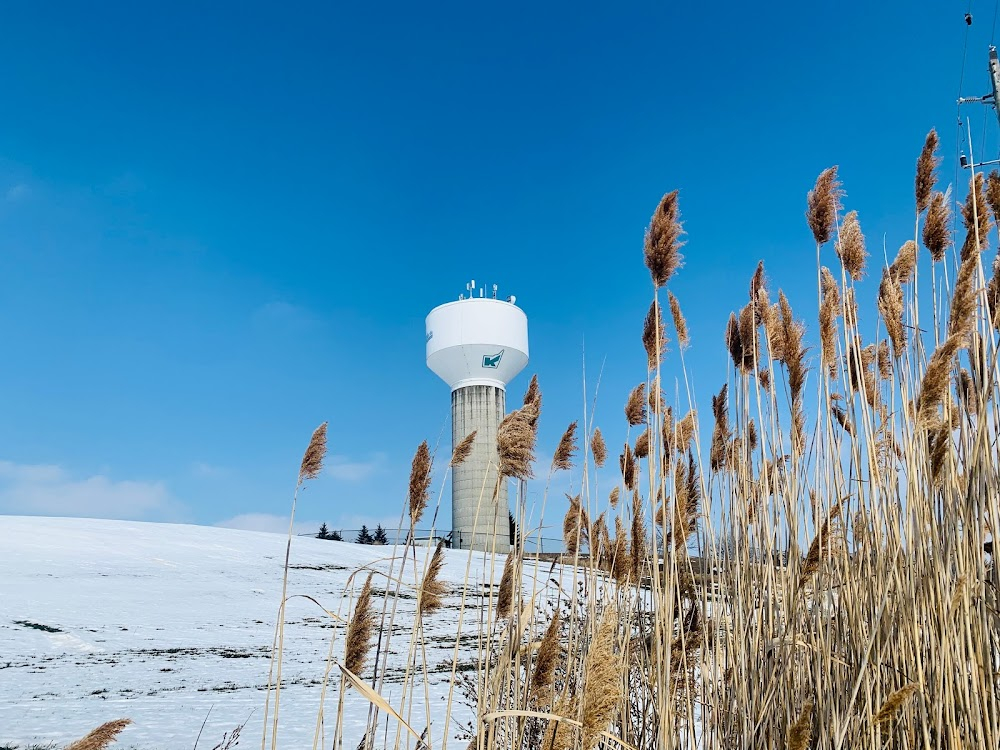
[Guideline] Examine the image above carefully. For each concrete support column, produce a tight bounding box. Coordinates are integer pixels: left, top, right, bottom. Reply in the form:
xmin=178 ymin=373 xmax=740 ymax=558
xmin=451 ymin=385 xmax=510 ymax=552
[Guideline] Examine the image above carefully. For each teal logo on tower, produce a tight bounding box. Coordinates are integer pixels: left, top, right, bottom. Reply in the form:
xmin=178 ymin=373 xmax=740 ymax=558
xmin=482 ymin=350 xmax=504 ymax=369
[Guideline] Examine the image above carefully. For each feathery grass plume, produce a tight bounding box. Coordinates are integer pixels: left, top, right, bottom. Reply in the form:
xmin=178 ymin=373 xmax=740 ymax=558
xmin=593 ymin=511 xmax=610 ymax=566
xmin=988 ymin=170 xmax=1000 ymax=228
xmin=630 ymin=490 xmax=647 ymax=582
xmin=450 ymin=431 xmax=477 ymax=467
xmin=758 ymin=367 xmax=772 ymax=391
xmin=674 ymin=451 xmax=701 ymax=550
xmin=786 ymin=701 xmax=813 ymax=750
xmin=778 ymin=292 xmax=808 ymax=452
xmin=844 ymin=286 xmax=859 ymax=331
xmin=710 ymin=384 xmax=731 ymax=470
xmin=634 ymin=427 xmax=651 ymax=459
xmin=298 ymin=422 xmax=328 ymax=483
xmin=522 ymin=374 xmax=542 ymax=430
xmin=609 ymin=486 xmax=620 ymax=509
xmin=668 ymin=291 xmax=690 ymax=348
xmin=746 ymin=419 xmax=758 ymax=452
xmin=891 ymin=239 xmax=918 ymax=284
xmin=749 ymin=260 xmax=766 ymax=311
xmin=408 ymin=441 xmax=432 ymax=526
xmin=590 ymin=427 xmax=607 ymax=468
xmin=927 ymin=419 xmax=952 ymax=482
xmin=563 ymin=494 xmax=591 ymax=558
xmin=874 ymin=683 xmax=920 ymax=725
xmin=949 ymin=252 xmax=979 ymax=341
xmin=737 ymin=302 xmax=759 ymax=372
xmin=344 ymin=573 xmax=376 ymax=676
xmin=552 ymin=420 xmax=578 ymax=472
xmin=648 ymin=378 xmax=666 ymax=413
xmin=642 ymin=298 xmax=667 ymax=370
xmin=644 ymin=190 xmax=685 ymax=288
xmin=625 ymin=383 xmax=647 ymax=426
xmin=612 ymin=516 xmax=631 ymax=583
xmin=498 ymin=404 xmax=538 ymax=480
xmin=831 ymin=402 xmax=853 ymax=435
xmin=580 ymin=609 xmax=623 ymax=750
xmin=915 ymin=128 xmax=940 ymax=212
xmin=878 ymin=267 xmax=906 ymax=357
xmin=496 ymin=554 xmax=515 ymax=619
xmin=725 ymin=312 xmax=744 ymax=372
xmin=619 ymin=443 xmax=638 ymax=491
xmin=987 ymin=250 xmax=1000 ymax=330
xmin=530 ymin=611 xmax=562 ymax=703
xmin=957 ymin=368 xmax=976 ymax=415
xmin=763 ymin=301 xmax=783 ymax=359
xmin=676 ymin=409 xmax=698 ymax=451
xmin=916 ymin=337 xmax=962 ymax=427
xmin=418 ymin=540 xmax=447 ymax=617
xmin=960 ymin=172 xmax=991 ymax=261
xmin=836 ymin=210 xmax=867 ymax=281
xmin=923 ymin=189 xmax=951 ymax=261
xmin=799 ymin=500 xmax=843 ymax=585
xmin=64 ymin=719 xmax=132 ymax=750
xmin=819 ymin=267 xmax=841 ymax=377
xmin=877 ymin=340 xmax=893 ymax=380
xmin=806 ymin=166 xmax=842 ymax=245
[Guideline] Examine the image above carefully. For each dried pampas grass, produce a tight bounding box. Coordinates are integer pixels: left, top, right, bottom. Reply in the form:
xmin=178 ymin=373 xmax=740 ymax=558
xmin=806 ymin=166 xmax=842 ymax=245
xmin=668 ymin=291 xmax=690 ymax=348
xmin=644 ymin=190 xmax=685 ymax=288
xmin=344 ymin=573 xmax=376 ymax=676
xmin=642 ymin=298 xmax=667 ymax=370
xmin=408 ymin=441 xmax=432 ymax=526
xmin=298 ymin=422 xmax=328 ymax=483
xmin=552 ymin=421 xmax=578 ymax=472
xmin=451 ymin=431 xmax=477 ymax=467
xmin=590 ymin=427 xmax=607 ymax=468
xmin=923 ymin=189 xmax=950 ymax=261
xmin=625 ymin=383 xmax=647 ymax=426
xmin=65 ymin=720 xmax=132 ymax=750
xmin=915 ymin=129 xmax=939 ymax=212
xmin=837 ymin=210 xmax=867 ymax=281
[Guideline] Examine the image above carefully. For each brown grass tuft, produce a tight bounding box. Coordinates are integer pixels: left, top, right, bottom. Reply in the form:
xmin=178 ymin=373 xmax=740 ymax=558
xmin=590 ymin=427 xmax=607 ymax=468
xmin=988 ymin=171 xmax=1000 ymax=229
xmin=642 ymin=299 xmax=667 ymax=370
xmin=498 ymin=404 xmax=538 ymax=480
xmin=668 ymin=291 xmax=690 ymax=348
xmin=633 ymin=428 xmax=651 ymax=459
xmin=496 ymin=554 xmax=516 ymax=619
xmin=408 ymin=441 xmax=432 ymax=527
xmin=609 ymin=486 xmax=620 ymax=509
xmin=923 ymin=189 xmax=950 ymax=261
xmin=960 ymin=172 xmax=991 ymax=261
xmin=644 ymin=190 xmax=685 ymax=288
xmin=836 ymin=210 xmax=868 ymax=281
xmin=620 ymin=443 xmax=638 ymax=491
xmin=552 ymin=421 xmax=578 ymax=472
xmin=298 ymin=422 xmax=328 ymax=483
xmin=891 ymin=240 xmax=918 ymax=284
xmin=630 ymin=490 xmax=647 ymax=582
xmin=344 ymin=573 xmax=376 ymax=676
xmin=450 ymin=431 xmax=477 ymax=467
xmin=800 ymin=501 xmax=843 ymax=585
xmin=612 ymin=515 xmax=631 ymax=584
xmin=418 ymin=541 xmax=448 ymax=617
xmin=710 ymin=384 xmax=731 ymax=470
xmin=819 ymin=267 xmax=841 ymax=377
xmin=580 ymin=609 xmax=623 ymax=750
xmin=915 ymin=129 xmax=939 ymax=212
xmin=987 ymin=250 xmax=1000 ymax=330
xmin=787 ymin=701 xmax=813 ymax=750
xmin=878 ymin=266 xmax=906 ymax=357
xmin=806 ymin=166 xmax=842 ymax=245
xmin=530 ymin=611 xmax=562 ymax=704
xmin=874 ymin=683 xmax=920 ymax=725
xmin=625 ymin=383 xmax=647 ymax=426
xmin=563 ymin=494 xmax=591 ymax=558
xmin=916 ymin=337 xmax=962 ymax=427
xmin=64 ymin=720 xmax=132 ymax=750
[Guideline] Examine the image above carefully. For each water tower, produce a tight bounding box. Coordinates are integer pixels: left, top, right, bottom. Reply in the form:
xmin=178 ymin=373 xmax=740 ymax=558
xmin=426 ymin=281 xmax=529 ymax=552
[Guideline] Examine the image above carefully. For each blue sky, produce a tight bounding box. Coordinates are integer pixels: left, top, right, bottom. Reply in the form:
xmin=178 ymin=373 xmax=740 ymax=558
xmin=0 ymin=1 xmax=989 ymax=536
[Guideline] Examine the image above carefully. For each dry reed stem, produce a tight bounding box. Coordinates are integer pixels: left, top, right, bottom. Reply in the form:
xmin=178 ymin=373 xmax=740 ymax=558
xmin=408 ymin=441 xmax=432 ymax=526
xmin=625 ymin=383 xmax=647 ymax=426
xmin=668 ymin=291 xmax=690 ymax=348
xmin=874 ymin=683 xmax=920 ymax=725
xmin=923 ymin=189 xmax=950 ymax=261
xmin=806 ymin=166 xmax=842 ymax=245
xmin=800 ymin=501 xmax=843 ymax=585
xmin=837 ymin=210 xmax=868 ymax=281
xmin=451 ymin=431 xmax=477 ymax=467
xmin=64 ymin=720 xmax=132 ymax=750
xmin=552 ymin=421 xmax=578 ymax=472
xmin=644 ymin=190 xmax=685 ymax=288
xmin=345 ymin=573 xmax=376 ymax=676
xmin=418 ymin=541 xmax=447 ymax=616
xmin=591 ymin=428 xmax=607 ymax=468
xmin=915 ymin=129 xmax=939 ymax=212
xmin=298 ymin=422 xmax=328 ymax=483
xmin=643 ymin=299 xmax=667 ymax=370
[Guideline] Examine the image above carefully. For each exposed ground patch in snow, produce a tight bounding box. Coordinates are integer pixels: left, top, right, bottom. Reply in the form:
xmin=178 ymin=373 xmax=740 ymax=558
xmin=0 ymin=516 xmax=528 ymax=749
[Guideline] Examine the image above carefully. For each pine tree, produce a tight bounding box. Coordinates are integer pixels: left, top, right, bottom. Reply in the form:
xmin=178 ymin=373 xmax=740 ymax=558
xmin=317 ymin=522 xmax=330 ymax=540
xmin=509 ymin=511 xmax=519 ymax=546
xmin=330 ymin=529 xmax=343 ymax=541
xmin=372 ymin=524 xmax=389 ymax=545
xmin=356 ymin=525 xmax=373 ymax=545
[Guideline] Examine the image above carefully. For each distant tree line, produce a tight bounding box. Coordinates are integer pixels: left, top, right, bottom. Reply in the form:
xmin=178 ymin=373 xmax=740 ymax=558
xmin=316 ymin=522 xmax=389 ymax=545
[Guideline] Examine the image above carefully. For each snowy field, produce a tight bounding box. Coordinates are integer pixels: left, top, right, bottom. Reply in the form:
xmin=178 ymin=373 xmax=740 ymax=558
xmin=0 ymin=516 xmax=524 ymax=749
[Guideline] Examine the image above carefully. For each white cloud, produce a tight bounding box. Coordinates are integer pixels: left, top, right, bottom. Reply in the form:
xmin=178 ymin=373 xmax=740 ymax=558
xmin=192 ymin=461 xmax=229 ymax=478
xmin=326 ymin=453 xmax=386 ymax=482
xmin=5 ymin=183 xmax=29 ymax=201
xmin=0 ymin=460 xmax=182 ymax=521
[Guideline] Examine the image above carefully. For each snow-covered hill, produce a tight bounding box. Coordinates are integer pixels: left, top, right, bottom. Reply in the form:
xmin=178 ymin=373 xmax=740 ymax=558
xmin=0 ymin=516 xmax=511 ymax=749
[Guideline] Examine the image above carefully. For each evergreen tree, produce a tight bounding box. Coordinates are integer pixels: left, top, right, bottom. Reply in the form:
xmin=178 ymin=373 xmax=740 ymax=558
xmin=509 ymin=511 xmax=519 ymax=546
xmin=317 ymin=522 xmax=330 ymax=540
xmin=330 ymin=529 xmax=343 ymax=541
xmin=372 ymin=524 xmax=389 ymax=545
xmin=356 ymin=525 xmax=373 ymax=545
